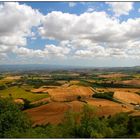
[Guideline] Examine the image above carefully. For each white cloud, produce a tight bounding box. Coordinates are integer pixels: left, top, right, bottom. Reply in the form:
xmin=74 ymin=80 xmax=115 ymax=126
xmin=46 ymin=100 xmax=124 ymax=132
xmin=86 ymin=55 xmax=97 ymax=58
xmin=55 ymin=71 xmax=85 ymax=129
xmin=45 ymin=44 xmax=71 ymax=57
xmin=0 ymin=2 xmax=43 ymax=56
xmin=68 ymin=2 xmax=76 ymax=7
xmin=39 ymin=10 xmax=140 ymax=59
xmin=106 ymin=2 xmax=133 ymax=17
xmin=0 ymin=2 xmax=140 ymax=63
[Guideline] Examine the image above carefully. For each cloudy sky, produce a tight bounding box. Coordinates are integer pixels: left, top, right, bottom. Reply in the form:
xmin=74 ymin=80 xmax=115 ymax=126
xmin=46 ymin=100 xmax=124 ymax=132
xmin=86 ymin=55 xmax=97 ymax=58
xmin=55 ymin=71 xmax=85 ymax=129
xmin=0 ymin=1 xmax=140 ymax=67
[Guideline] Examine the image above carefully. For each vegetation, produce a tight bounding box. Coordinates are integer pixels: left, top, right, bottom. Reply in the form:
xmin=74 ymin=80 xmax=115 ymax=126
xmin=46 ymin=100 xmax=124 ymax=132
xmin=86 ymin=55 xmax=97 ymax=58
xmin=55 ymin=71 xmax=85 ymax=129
xmin=92 ymin=92 xmax=114 ymax=101
xmin=0 ymin=76 xmax=4 ymax=80
xmin=0 ymin=84 xmax=6 ymax=90
xmin=93 ymin=82 xmax=140 ymax=88
xmin=51 ymin=74 xmax=79 ymax=81
xmin=0 ymin=98 xmax=31 ymax=138
xmin=0 ymin=86 xmax=49 ymax=102
xmin=22 ymin=79 xmax=62 ymax=88
xmin=1 ymin=98 xmax=140 ymax=138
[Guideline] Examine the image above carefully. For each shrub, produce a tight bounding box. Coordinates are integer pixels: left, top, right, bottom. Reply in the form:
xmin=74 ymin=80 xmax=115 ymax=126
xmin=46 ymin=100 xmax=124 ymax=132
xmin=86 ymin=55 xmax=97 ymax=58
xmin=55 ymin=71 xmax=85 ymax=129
xmin=0 ymin=85 xmax=6 ymax=90
xmin=0 ymin=98 xmax=31 ymax=138
xmin=92 ymin=92 xmax=114 ymax=101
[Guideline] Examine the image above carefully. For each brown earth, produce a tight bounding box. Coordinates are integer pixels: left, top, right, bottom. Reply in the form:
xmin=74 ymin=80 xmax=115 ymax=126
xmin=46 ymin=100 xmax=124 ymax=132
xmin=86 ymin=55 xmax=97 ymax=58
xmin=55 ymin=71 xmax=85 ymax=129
xmin=114 ymin=91 xmax=140 ymax=104
xmin=47 ymin=85 xmax=94 ymax=102
xmin=122 ymin=79 xmax=140 ymax=86
xmin=31 ymin=97 xmax=52 ymax=105
xmin=25 ymin=98 xmax=133 ymax=126
xmin=70 ymin=80 xmax=80 ymax=84
xmin=31 ymin=85 xmax=94 ymax=102
xmin=25 ymin=101 xmax=85 ymax=125
xmin=86 ymin=98 xmax=132 ymax=116
xmin=31 ymin=88 xmax=46 ymax=93
xmin=96 ymin=88 xmax=140 ymax=93
xmin=4 ymin=76 xmax=21 ymax=80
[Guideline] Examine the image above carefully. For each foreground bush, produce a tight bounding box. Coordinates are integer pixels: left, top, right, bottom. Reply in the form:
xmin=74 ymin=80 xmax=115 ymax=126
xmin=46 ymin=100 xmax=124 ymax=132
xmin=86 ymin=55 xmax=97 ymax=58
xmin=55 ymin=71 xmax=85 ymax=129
xmin=0 ymin=98 xmax=31 ymax=138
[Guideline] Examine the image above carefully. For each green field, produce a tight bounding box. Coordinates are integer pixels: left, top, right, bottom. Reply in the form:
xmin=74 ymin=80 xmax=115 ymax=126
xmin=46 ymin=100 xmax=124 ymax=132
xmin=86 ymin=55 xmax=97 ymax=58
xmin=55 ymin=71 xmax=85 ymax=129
xmin=0 ymin=86 xmax=49 ymax=102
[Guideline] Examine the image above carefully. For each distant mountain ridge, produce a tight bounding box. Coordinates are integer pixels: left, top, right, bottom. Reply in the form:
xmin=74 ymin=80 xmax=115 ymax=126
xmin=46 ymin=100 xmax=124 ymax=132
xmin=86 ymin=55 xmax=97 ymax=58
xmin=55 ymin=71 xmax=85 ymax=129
xmin=0 ymin=64 xmax=140 ymax=72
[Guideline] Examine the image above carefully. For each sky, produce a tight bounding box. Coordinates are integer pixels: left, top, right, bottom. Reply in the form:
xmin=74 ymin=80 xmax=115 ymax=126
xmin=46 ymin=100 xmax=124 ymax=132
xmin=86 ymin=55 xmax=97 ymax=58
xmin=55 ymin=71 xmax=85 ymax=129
xmin=0 ymin=1 xmax=140 ymax=67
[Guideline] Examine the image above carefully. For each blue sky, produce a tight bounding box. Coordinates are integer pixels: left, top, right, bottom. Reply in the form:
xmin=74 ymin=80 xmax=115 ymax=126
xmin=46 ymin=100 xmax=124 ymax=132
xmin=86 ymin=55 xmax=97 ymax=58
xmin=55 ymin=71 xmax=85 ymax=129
xmin=1 ymin=2 xmax=140 ymax=67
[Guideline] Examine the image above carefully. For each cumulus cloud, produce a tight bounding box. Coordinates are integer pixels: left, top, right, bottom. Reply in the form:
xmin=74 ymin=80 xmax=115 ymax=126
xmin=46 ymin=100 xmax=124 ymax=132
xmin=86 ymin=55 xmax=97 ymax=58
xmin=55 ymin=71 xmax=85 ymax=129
xmin=39 ymin=10 xmax=140 ymax=59
xmin=0 ymin=2 xmax=43 ymax=57
xmin=0 ymin=2 xmax=140 ymax=63
xmin=106 ymin=2 xmax=133 ymax=17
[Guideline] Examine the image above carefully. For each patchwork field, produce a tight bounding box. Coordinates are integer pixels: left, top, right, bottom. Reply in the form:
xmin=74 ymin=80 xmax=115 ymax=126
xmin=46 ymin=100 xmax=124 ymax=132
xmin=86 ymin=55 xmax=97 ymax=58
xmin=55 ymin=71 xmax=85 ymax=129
xmin=31 ymin=85 xmax=93 ymax=102
xmin=122 ymin=79 xmax=140 ymax=86
xmin=25 ymin=101 xmax=85 ymax=125
xmin=86 ymin=98 xmax=132 ymax=116
xmin=48 ymin=85 xmax=93 ymax=102
xmin=1 ymin=70 xmax=140 ymax=127
xmin=26 ymin=98 xmax=134 ymax=125
xmin=114 ymin=91 xmax=140 ymax=104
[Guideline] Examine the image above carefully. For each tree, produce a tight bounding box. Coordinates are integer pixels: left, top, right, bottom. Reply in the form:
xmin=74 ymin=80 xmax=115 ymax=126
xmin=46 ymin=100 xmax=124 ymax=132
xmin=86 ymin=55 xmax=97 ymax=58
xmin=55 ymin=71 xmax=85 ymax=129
xmin=0 ymin=98 xmax=31 ymax=138
xmin=108 ymin=112 xmax=129 ymax=138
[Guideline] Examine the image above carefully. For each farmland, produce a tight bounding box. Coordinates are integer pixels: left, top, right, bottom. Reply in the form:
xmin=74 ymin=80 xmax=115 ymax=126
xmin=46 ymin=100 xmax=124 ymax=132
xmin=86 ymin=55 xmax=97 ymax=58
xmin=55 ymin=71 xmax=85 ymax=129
xmin=0 ymin=66 xmax=140 ymax=138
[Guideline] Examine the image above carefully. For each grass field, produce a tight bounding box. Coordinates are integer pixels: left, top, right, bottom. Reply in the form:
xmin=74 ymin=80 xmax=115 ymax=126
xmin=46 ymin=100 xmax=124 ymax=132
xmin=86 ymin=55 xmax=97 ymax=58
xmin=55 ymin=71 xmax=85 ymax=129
xmin=0 ymin=86 xmax=49 ymax=102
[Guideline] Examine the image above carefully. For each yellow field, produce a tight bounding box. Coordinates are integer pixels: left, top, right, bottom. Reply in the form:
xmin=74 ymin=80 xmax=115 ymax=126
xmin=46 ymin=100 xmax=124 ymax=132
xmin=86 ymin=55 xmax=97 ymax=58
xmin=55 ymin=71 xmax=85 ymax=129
xmin=114 ymin=91 xmax=140 ymax=104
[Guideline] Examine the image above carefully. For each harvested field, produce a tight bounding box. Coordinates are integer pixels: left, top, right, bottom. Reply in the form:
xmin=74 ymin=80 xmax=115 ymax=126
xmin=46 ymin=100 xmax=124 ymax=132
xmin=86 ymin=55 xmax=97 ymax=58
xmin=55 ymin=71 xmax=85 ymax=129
xmin=70 ymin=80 xmax=80 ymax=84
xmin=114 ymin=91 xmax=140 ymax=104
xmin=4 ymin=76 xmax=21 ymax=80
xmin=86 ymin=98 xmax=132 ymax=116
xmin=122 ymin=80 xmax=140 ymax=86
xmin=31 ymin=97 xmax=52 ymax=105
xmin=25 ymin=101 xmax=85 ymax=125
xmin=31 ymin=88 xmax=46 ymax=93
xmin=25 ymin=98 xmax=132 ymax=125
xmin=47 ymin=85 xmax=94 ymax=102
xmin=96 ymin=88 xmax=140 ymax=93
xmin=67 ymin=100 xmax=84 ymax=112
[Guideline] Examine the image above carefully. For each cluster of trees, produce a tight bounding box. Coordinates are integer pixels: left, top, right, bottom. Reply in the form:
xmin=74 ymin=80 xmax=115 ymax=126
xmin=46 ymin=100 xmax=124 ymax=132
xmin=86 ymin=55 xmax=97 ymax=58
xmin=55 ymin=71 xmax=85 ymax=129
xmin=92 ymin=92 xmax=115 ymax=101
xmin=0 ymin=85 xmax=6 ymax=90
xmin=51 ymin=74 xmax=78 ymax=81
xmin=19 ymin=78 xmax=62 ymax=88
xmin=0 ymin=98 xmax=140 ymax=138
xmin=92 ymin=82 xmax=140 ymax=88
